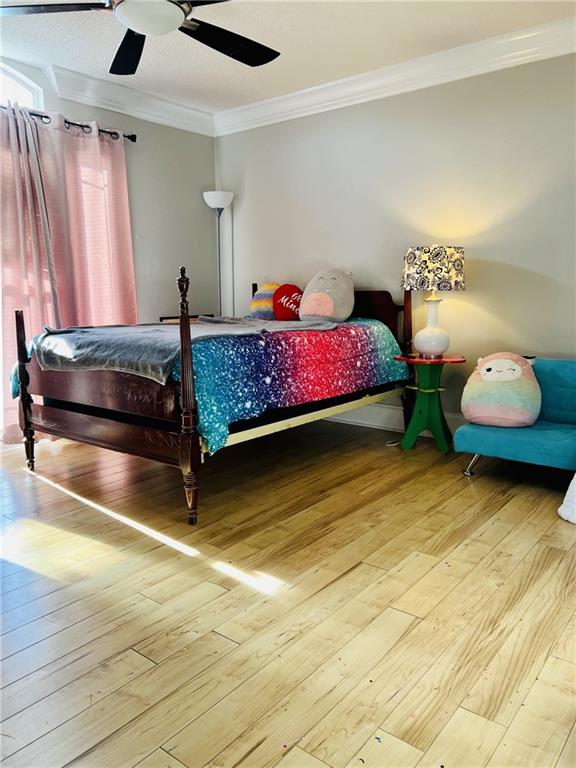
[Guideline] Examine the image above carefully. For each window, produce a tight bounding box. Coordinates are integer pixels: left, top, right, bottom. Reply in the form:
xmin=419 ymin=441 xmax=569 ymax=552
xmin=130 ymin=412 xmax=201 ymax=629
xmin=0 ymin=64 xmax=43 ymax=109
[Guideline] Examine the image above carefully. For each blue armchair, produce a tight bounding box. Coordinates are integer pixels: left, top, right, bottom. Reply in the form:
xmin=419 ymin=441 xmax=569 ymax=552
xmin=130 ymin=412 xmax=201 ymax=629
xmin=454 ymin=358 xmax=576 ymax=475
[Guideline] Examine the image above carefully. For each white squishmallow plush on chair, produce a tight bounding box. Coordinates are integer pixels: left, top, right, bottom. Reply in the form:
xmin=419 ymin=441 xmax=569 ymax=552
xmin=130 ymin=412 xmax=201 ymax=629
xmin=559 ymin=475 xmax=576 ymax=524
xmin=299 ymin=268 xmax=354 ymax=322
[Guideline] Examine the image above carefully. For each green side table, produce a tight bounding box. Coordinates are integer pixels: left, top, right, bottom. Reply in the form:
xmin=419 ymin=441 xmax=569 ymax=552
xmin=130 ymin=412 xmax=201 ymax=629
xmin=394 ymin=354 xmax=466 ymax=454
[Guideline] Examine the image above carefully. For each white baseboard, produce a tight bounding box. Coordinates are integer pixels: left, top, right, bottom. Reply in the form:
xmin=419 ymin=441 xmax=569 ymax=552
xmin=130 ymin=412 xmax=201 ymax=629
xmin=328 ymin=399 xmax=466 ymax=435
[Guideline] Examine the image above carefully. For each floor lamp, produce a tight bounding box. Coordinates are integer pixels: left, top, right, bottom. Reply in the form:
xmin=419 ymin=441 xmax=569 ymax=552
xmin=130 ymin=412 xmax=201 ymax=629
xmin=203 ymin=191 xmax=234 ymax=316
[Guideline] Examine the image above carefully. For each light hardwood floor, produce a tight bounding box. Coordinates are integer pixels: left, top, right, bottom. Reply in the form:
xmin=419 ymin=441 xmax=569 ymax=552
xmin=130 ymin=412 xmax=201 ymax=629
xmin=1 ymin=423 xmax=575 ymax=768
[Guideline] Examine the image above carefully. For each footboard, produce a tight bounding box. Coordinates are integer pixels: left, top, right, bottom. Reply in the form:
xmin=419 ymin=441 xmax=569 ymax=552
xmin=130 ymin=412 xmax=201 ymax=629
xmin=19 ymin=355 xmax=183 ymax=464
xmin=15 ymin=267 xmax=202 ymax=522
xmin=26 ymin=362 xmax=180 ymax=420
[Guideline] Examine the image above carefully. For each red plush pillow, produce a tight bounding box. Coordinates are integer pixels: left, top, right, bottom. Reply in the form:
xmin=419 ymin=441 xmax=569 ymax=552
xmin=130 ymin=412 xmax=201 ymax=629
xmin=273 ymin=284 xmax=303 ymax=320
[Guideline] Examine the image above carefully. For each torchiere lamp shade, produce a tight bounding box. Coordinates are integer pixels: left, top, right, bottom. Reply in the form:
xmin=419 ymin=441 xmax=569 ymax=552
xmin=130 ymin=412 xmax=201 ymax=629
xmin=401 ymin=245 xmax=465 ymax=292
xmin=203 ymin=191 xmax=234 ymax=212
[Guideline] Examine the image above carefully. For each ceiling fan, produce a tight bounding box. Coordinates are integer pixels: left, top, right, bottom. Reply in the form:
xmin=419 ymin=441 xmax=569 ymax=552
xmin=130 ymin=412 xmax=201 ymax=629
xmin=0 ymin=0 xmax=280 ymax=75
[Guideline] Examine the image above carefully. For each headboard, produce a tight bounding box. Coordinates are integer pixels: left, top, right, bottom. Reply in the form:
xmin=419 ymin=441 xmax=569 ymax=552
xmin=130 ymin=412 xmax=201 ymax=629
xmin=353 ymin=290 xmax=411 ymax=352
xmin=251 ymin=283 xmax=412 ymax=353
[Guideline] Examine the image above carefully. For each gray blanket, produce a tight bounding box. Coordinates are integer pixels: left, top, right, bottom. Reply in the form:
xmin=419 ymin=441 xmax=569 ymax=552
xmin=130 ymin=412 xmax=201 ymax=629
xmin=34 ymin=318 xmax=337 ymax=385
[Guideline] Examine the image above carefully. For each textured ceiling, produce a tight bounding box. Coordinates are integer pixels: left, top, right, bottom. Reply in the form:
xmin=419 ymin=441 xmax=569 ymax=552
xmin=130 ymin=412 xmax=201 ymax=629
xmin=2 ymin=1 xmax=575 ymax=113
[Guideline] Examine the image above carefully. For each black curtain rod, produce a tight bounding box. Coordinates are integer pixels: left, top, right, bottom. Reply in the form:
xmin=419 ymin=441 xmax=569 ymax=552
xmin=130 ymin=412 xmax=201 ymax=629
xmin=0 ymin=104 xmax=137 ymax=143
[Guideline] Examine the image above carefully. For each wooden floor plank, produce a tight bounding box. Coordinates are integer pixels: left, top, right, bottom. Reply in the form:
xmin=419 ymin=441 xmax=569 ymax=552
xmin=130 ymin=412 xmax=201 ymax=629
xmin=556 ymin=724 xmax=576 ymax=768
xmin=551 ymin=610 xmax=576 ymax=664
xmin=1 ymin=593 xmax=156 ymax=686
xmin=0 ymin=539 xmax=203 ymax=635
xmin=539 ymin=518 xmax=576 ymax=551
xmin=382 ymin=544 xmax=565 ymax=751
xmin=464 ymin=548 xmax=576 ymax=726
xmin=2 ymin=577 xmax=226 ymax=675
xmin=414 ymin=708 xmax=504 ymax=768
xmin=485 ymin=656 xmax=576 ymax=768
xmin=135 ymin=749 xmax=190 ymax=768
xmin=0 ymin=649 xmax=154 ymax=757
xmin=390 ymin=513 xmax=512 ymax=619
xmin=2 ymin=632 xmax=237 ymax=768
xmin=273 ymin=747 xmax=331 ymax=768
xmin=1 ymin=582 xmax=226 ymax=719
xmin=343 ymin=729 xmax=422 ymax=768
xmin=0 ymin=551 xmax=221 ymax=653
xmin=189 ymin=607 xmax=415 ymax=768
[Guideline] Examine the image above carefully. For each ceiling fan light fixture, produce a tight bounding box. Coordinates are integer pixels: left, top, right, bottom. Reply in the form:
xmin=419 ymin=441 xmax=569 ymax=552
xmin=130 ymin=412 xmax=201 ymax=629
xmin=1 ymin=0 xmax=280 ymax=76
xmin=114 ymin=0 xmax=185 ymax=36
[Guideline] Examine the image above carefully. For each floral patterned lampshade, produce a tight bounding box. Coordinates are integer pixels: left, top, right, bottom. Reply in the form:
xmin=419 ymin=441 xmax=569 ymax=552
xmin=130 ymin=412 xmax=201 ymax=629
xmin=401 ymin=245 xmax=465 ymax=292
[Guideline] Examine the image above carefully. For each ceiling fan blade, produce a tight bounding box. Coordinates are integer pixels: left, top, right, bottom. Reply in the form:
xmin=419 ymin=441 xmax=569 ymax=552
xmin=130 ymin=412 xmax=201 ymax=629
xmin=0 ymin=2 xmax=108 ymax=16
xmin=180 ymin=19 xmax=279 ymax=67
xmin=109 ymin=29 xmax=146 ymax=76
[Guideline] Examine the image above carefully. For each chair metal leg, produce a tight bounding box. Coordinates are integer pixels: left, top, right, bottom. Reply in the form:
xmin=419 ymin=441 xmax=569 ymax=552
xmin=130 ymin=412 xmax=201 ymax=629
xmin=464 ymin=453 xmax=481 ymax=477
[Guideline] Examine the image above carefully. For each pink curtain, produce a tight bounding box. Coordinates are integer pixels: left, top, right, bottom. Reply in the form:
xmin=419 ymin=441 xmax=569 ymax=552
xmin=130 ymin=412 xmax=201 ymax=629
xmin=1 ymin=105 xmax=137 ymax=443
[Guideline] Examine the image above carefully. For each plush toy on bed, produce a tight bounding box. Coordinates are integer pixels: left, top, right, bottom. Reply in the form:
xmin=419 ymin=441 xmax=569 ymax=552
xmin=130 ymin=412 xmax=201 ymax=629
xmin=250 ymin=282 xmax=280 ymax=320
xmin=299 ymin=268 xmax=354 ymax=322
xmin=461 ymin=352 xmax=542 ymax=427
xmin=273 ymin=283 xmax=302 ymax=320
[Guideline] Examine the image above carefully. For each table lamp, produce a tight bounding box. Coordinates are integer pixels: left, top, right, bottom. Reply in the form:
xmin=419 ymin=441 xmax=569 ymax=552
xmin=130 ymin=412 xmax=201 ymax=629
xmin=203 ymin=191 xmax=234 ymax=316
xmin=401 ymin=244 xmax=465 ymax=358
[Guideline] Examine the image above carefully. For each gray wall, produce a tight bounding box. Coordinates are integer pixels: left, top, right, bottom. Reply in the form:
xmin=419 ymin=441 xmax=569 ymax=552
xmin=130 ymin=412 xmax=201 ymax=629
xmin=6 ymin=55 xmax=575 ymax=413
xmin=5 ymin=59 xmax=216 ymax=323
xmin=215 ymin=55 xmax=576 ymax=411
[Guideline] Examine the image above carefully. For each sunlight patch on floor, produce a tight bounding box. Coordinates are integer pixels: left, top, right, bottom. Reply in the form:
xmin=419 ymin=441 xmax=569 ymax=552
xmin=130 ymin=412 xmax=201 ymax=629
xmin=23 ymin=471 xmax=285 ymax=594
xmin=25 ymin=471 xmax=200 ymax=558
xmin=212 ymin=561 xmax=283 ymax=594
xmin=2 ymin=515 xmax=113 ymax=578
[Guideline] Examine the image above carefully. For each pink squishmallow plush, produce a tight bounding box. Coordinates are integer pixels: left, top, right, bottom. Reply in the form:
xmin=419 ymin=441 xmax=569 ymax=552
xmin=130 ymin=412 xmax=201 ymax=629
xmin=461 ymin=352 xmax=541 ymax=427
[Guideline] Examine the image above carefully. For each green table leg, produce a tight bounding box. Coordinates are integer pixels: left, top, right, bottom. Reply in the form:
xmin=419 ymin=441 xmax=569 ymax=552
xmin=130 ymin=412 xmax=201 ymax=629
xmin=400 ymin=364 xmax=453 ymax=454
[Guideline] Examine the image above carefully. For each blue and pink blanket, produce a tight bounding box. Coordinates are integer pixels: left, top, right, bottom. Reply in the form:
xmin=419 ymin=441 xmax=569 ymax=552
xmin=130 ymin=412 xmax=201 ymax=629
xmin=13 ymin=319 xmax=407 ymax=453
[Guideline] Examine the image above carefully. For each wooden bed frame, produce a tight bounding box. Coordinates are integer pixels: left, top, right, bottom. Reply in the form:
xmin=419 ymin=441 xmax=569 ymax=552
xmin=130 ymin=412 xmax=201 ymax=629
xmin=15 ymin=268 xmax=412 ymax=524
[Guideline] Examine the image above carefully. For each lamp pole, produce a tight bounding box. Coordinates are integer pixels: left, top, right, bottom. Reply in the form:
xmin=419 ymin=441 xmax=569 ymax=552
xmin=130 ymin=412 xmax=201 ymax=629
xmin=213 ymin=206 xmax=224 ymax=317
xmin=203 ymin=191 xmax=234 ymax=316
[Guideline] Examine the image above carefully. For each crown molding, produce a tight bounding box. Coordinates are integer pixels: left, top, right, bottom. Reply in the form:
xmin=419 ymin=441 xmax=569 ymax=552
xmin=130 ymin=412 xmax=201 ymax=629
xmin=47 ymin=65 xmax=215 ymax=136
xmin=214 ymin=17 xmax=576 ymax=136
xmin=27 ymin=17 xmax=574 ymax=138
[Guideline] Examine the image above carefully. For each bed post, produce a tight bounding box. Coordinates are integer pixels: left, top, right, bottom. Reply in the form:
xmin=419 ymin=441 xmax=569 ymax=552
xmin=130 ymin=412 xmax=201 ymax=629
xmin=402 ymin=289 xmax=412 ymax=355
xmin=15 ymin=310 xmax=35 ymax=471
xmin=177 ymin=267 xmax=201 ymax=525
xmin=401 ymin=289 xmax=415 ymax=429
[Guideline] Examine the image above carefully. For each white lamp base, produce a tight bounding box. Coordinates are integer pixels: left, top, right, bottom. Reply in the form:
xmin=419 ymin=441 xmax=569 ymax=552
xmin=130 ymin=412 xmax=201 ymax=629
xmin=413 ymin=294 xmax=449 ymax=358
